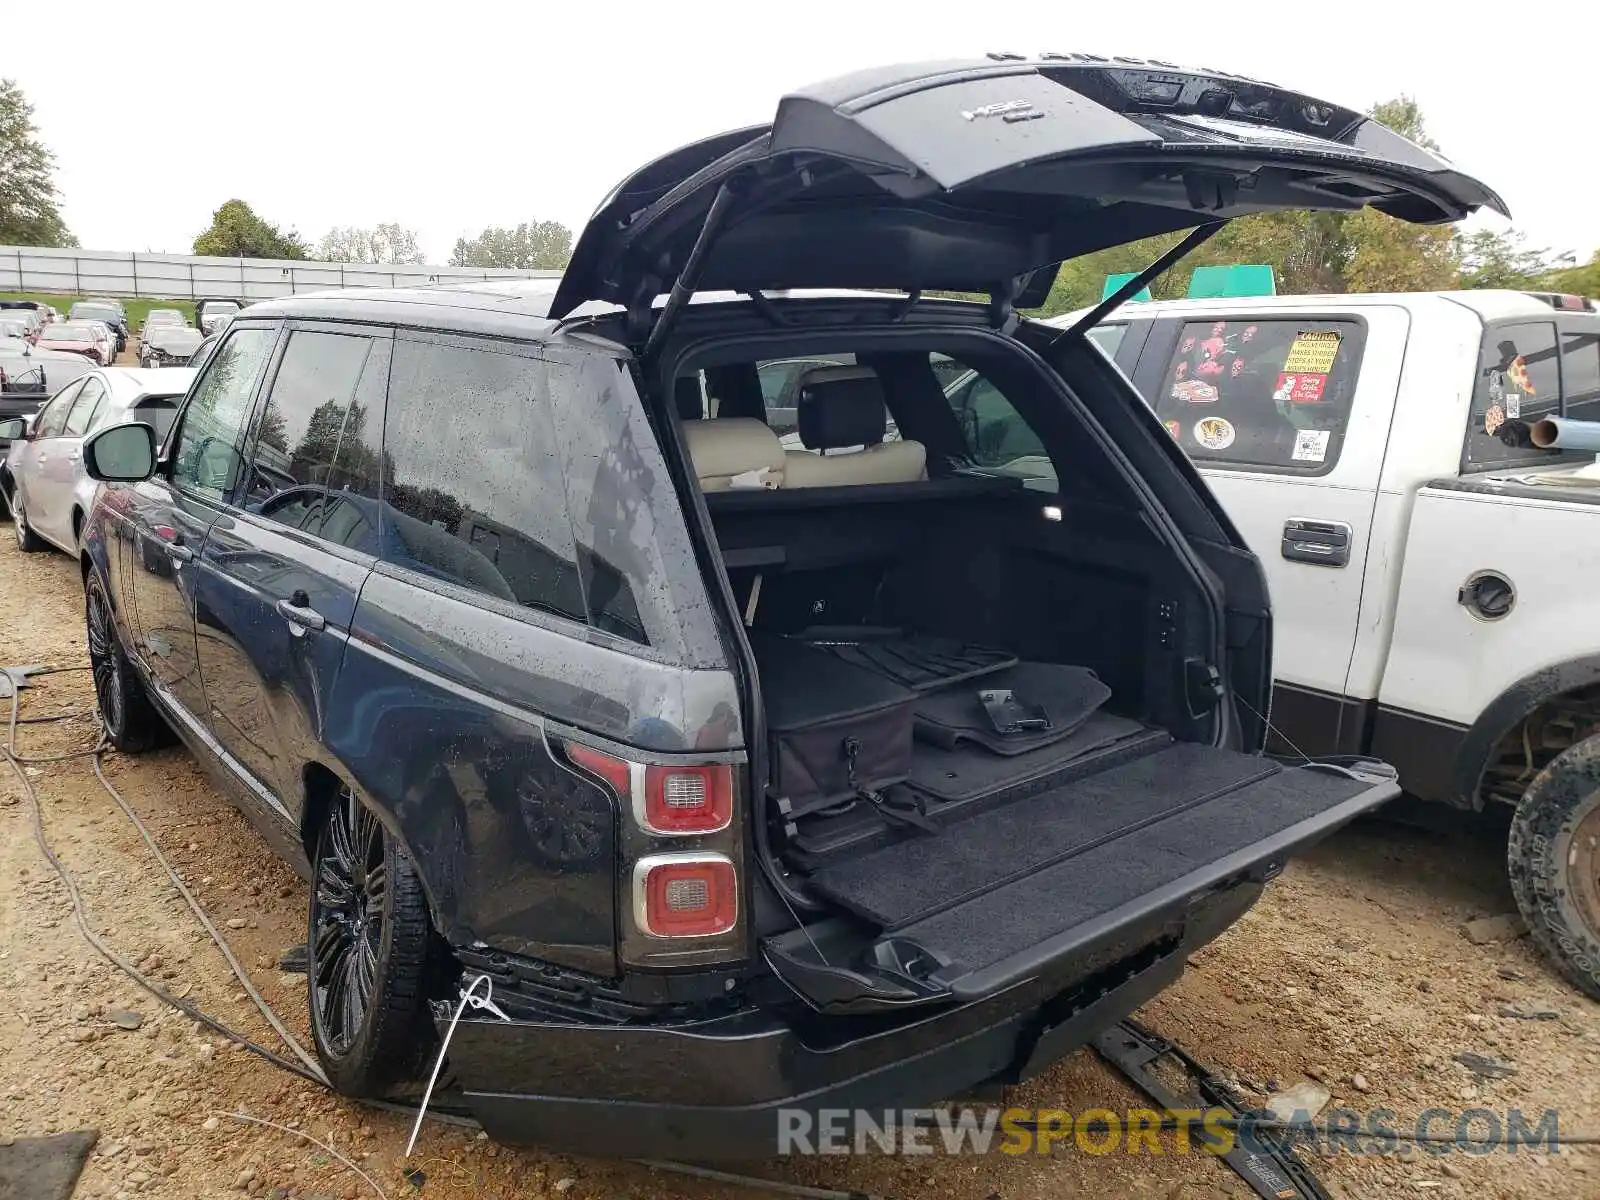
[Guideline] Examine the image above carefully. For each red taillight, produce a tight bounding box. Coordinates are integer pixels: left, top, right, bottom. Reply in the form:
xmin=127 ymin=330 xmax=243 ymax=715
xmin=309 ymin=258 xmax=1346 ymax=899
xmin=642 ymin=763 xmax=732 ymax=834
xmin=565 ymin=743 xmax=632 ymax=796
xmin=635 ymin=854 xmax=737 ymax=937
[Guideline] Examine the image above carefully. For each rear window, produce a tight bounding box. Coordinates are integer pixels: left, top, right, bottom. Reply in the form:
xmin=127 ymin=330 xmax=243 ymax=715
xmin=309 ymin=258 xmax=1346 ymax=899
xmin=1462 ymin=321 xmax=1584 ymax=471
xmin=1152 ymin=318 xmax=1364 ymax=473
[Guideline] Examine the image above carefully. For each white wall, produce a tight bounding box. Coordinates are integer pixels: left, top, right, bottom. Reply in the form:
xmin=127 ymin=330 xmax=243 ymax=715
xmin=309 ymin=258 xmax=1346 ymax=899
xmin=0 ymin=244 xmax=561 ymax=300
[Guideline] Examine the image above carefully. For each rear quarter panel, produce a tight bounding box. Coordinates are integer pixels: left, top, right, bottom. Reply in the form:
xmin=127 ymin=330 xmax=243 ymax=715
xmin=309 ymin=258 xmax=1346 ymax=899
xmin=1377 ymin=484 xmax=1600 ymax=726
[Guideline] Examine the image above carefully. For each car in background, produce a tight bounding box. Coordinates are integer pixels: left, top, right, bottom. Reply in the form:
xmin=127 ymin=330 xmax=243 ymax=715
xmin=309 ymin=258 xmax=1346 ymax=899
xmin=0 ymin=318 xmax=31 ymax=346
xmin=0 ymin=350 xmax=98 ymax=486
xmin=196 ymin=298 xmax=241 ymax=335
xmin=37 ymin=322 xmax=113 ymax=365
xmin=139 ymin=323 xmax=204 ymax=368
xmin=138 ymin=308 xmax=187 ymax=347
xmin=1 ymin=366 xmax=194 ymax=553
xmin=69 ymin=301 xmax=129 ymax=354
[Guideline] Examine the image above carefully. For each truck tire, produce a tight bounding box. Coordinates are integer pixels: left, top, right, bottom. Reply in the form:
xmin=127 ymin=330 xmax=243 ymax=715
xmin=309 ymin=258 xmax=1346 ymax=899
xmin=1508 ymin=735 xmax=1600 ymax=1001
xmin=308 ymin=784 xmax=442 ymax=1095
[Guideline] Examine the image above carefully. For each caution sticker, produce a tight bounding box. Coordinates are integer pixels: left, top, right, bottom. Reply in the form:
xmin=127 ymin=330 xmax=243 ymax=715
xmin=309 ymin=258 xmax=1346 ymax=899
xmin=1282 ymin=331 xmax=1341 ymax=375
xmin=1194 ymin=416 xmax=1236 ymax=451
xmin=1292 ymin=429 xmax=1331 ymax=463
xmin=1171 ymin=379 xmax=1219 ymax=405
xmin=1273 ymin=372 xmax=1328 ymax=405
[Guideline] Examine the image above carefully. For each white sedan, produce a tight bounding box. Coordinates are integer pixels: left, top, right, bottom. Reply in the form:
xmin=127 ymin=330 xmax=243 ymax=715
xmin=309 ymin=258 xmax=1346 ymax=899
xmin=2 ymin=367 xmax=195 ymax=554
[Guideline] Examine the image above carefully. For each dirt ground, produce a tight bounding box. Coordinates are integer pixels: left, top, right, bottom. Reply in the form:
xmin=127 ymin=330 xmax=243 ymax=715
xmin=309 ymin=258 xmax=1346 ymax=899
xmin=1 ymin=529 xmax=1597 ymax=1200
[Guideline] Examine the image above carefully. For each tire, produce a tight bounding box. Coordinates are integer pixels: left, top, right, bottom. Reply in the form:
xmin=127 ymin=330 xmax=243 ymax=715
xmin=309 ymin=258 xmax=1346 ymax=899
xmin=309 ymin=785 xmax=441 ymax=1095
xmin=1507 ymin=735 xmax=1600 ymax=1001
xmin=85 ymin=572 xmax=165 ymax=753
xmin=12 ymin=487 xmax=44 ymax=553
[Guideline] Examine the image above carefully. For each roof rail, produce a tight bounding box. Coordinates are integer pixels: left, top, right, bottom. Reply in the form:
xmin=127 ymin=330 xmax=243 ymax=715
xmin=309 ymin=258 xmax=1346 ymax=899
xmin=1524 ymin=291 xmax=1595 ymax=312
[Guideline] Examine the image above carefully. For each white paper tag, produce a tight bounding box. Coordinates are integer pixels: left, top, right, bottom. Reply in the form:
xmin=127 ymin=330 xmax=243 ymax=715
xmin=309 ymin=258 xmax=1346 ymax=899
xmin=1504 ymin=392 xmax=1522 ymax=419
xmin=1292 ymin=429 xmax=1331 ymax=463
xmin=728 ymin=467 xmax=777 ymax=490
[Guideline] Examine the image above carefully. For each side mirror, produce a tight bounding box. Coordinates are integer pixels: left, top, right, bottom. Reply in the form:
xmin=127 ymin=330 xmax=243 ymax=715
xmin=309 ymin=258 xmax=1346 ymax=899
xmin=83 ymin=422 xmax=158 ymax=483
xmin=0 ymin=417 xmax=27 ymax=441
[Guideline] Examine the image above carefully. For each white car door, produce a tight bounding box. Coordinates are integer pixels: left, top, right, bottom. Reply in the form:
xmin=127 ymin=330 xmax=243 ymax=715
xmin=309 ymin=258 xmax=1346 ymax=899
xmin=1140 ymin=305 xmax=1410 ymax=754
xmin=32 ymin=377 xmax=105 ymax=545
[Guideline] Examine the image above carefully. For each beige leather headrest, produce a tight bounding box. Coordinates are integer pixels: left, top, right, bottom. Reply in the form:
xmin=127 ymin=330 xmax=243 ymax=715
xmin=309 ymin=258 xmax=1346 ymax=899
xmin=681 ymin=418 xmax=785 ymax=491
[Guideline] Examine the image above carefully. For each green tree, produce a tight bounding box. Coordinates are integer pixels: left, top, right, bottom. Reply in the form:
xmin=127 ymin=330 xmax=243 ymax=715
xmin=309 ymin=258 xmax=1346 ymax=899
xmin=1457 ymin=228 xmax=1571 ymax=290
xmin=449 ymin=220 xmax=572 ymax=269
xmin=0 ymin=79 xmax=76 ymax=247
xmin=316 ymin=222 xmax=425 ymax=264
xmin=1545 ymin=249 xmax=1600 ymax=298
xmin=193 ymin=200 xmax=309 ymax=259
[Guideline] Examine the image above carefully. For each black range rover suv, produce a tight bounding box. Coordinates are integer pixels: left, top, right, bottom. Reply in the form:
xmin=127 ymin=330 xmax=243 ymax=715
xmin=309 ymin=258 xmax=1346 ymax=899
xmin=75 ymin=57 xmax=1502 ymax=1157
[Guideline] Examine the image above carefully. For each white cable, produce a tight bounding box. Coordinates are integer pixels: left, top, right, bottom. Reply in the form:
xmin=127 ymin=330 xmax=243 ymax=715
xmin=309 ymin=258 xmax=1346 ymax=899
xmin=406 ymin=973 xmax=506 ymax=1157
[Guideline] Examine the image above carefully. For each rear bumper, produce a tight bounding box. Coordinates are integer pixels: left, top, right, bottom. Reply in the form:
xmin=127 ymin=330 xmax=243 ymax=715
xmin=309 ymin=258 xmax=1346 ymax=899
xmin=447 ymin=882 xmax=1256 ymax=1160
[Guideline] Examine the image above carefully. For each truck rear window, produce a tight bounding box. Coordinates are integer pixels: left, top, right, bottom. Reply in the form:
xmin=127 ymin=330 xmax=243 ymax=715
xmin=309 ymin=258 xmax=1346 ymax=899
xmin=1152 ymin=318 xmax=1363 ymax=473
xmin=1463 ymin=320 xmax=1599 ymax=471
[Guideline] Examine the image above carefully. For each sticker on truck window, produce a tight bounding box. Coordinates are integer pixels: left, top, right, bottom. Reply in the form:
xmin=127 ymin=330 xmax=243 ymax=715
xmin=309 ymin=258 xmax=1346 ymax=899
xmin=1484 ymin=404 xmax=1507 ymax=436
xmin=1164 ymin=419 xmax=1182 ymax=440
xmin=1273 ymin=372 xmax=1328 ymax=405
xmin=1171 ymin=379 xmax=1219 ymax=404
xmin=1282 ymin=331 xmax=1342 ymax=375
xmin=1504 ymin=391 xmax=1522 ymax=419
xmin=1193 ymin=416 xmax=1236 ymax=450
xmin=1291 ymin=429 xmax=1331 ymax=462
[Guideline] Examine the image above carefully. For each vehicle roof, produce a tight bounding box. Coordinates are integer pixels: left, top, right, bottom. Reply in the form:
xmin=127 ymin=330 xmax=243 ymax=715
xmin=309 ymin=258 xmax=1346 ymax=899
xmin=237 ymin=280 xmax=898 ymax=342
xmin=1049 ymin=289 xmax=1598 ymax=325
xmin=96 ymin=367 xmax=196 ymax=403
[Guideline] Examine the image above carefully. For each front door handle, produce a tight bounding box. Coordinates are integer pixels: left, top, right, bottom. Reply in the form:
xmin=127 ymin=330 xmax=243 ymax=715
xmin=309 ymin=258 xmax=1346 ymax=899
xmin=277 ymin=593 xmax=326 ymax=634
xmin=164 ymin=542 xmax=194 ymax=563
xmin=1281 ymin=519 xmax=1352 ymax=568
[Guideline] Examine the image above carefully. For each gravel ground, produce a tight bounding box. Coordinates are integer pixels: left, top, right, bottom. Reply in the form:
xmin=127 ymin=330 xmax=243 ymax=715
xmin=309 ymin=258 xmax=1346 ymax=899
xmin=1 ymin=524 xmax=1596 ymax=1200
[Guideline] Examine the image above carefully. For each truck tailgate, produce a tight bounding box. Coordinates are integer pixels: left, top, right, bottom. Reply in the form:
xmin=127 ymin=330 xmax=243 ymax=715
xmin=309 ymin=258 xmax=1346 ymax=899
xmin=767 ymin=744 xmax=1398 ymax=1008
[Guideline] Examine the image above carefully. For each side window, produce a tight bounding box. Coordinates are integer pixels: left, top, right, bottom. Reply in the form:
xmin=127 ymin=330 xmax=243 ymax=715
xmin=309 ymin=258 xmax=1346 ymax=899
xmin=242 ymin=330 xmax=378 ymax=542
xmin=1087 ymin=323 xmax=1128 ymax=360
xmin=63 ymin=378 xmax=105 ymax=437
xmin=33 ymin=380 xmax=85 ymax=438
xmin=1464 ymin=322 xmax=1561 ymax=470
xmin=1561 ymin=329 xmax=1600 ymax=426
xmin=939 ymin=362 xmax=1050 ymax=473
xmin=1152 ymin=319 xmax=1363 ymax=473
xmin=382 ymin=335 xmax=586 ymax=624
xmin=172 ymin=326 xmax=276 ymax=500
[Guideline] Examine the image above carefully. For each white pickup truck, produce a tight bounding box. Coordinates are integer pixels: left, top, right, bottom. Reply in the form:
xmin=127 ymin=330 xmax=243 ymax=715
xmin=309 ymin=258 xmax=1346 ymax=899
xmin=1000 ymin=290 xmax=1600 ymax=997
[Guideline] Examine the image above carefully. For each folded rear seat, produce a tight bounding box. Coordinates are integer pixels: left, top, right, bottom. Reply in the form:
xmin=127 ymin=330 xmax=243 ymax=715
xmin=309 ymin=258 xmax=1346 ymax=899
xmin=682 ymin=417 xmax=785 ymax=491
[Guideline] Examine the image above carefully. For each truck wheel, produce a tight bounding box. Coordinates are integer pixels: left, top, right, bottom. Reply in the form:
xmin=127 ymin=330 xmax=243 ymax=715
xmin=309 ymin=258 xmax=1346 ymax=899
xmin=1508 ymin=736 xmax=1600 ymax=1001
xmin=308 ymin=785 xmax=442 ymax=1095
xmin=86 ymin=573 xmax=167 ymax=753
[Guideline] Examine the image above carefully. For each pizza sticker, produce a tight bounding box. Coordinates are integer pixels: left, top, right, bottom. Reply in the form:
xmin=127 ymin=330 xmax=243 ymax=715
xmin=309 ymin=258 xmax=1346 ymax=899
xmin=1283 ymin=331 xmax=1341 ymax=375
xmin=1164 ymin=419 xmax=1182 ymax=440
xmin=1484 ymin=404 xmax=1506 ymax=436
xmin=1506 ymin=355 xmax=1536 ymax=397
xmin=1292 ymin=429 xmax=1331 ymax=463
xmin=1194 ymin=416 xmax=1236 ymax=451
xmin=1171 ymin=379 xmax=1219 ymax=405
xmin=1273 ymin=372 xmax=1328 ymax=405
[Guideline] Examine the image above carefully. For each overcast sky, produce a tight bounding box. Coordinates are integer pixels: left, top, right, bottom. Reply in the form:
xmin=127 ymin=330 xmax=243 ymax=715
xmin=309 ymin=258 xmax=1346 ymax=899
xmin=6 ymin=1 xmax=1595 ymax=266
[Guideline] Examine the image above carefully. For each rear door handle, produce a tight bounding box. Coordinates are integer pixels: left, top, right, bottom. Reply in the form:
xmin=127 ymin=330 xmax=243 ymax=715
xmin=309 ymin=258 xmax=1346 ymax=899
xmin=276 ymin=596 xmax=326 ymax=634
xmin=1281 ymin=519 xmax=1352 ymax=568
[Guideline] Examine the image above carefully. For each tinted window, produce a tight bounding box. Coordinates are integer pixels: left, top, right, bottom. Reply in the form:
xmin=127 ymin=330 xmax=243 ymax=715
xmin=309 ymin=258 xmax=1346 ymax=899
xmin=64 ymin=378 xmax=105 ymax=436
xmin=1464 ymin=322 xmax=1561 ymax=470
xmin=33 ymin=381 xmax=84 ymax=438
xmin=132 ymin=398 xmax=180 ymax=445
xmin=172 ymin=326 xmax=276 ymax=500
xmin=382 ymin=336 xmax=586 ymax=623
xmin=942 ymin=366 xmax=1050 ymax=471
xmin=1153 ymin=319 xmax=1363 ymax=472
xmin=1088 ymin=323 xmax=1127 ymax=359
xmin=242 ymin=330 xmax=377 ymax=535
xmin=1561 ymin=330 xmax=1600 ymax=426
xmin=758 ymin=355 xmax=854 ymax=436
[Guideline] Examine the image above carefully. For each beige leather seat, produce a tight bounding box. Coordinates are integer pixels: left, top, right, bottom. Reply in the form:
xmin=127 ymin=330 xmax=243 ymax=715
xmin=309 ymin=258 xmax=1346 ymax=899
xmin=782 ymin=365 xmax=927 ymax=488
xmin=681 ymin=417 xmax=785 ymax=491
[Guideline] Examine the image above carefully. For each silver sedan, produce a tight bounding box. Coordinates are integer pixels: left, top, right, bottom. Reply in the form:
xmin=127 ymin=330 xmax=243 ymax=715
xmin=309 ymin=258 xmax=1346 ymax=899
xmin=2 ymin=366 xmax=195 ymax=554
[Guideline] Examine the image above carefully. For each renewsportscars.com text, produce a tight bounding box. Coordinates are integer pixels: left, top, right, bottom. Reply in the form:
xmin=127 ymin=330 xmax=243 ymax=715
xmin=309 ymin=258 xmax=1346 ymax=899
xmin=775 ymin=1106 xmax=1562 ymax=1157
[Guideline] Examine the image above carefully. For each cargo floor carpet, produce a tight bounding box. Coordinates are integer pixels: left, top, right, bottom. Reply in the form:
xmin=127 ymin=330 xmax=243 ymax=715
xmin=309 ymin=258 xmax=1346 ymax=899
xmin=905 ymin=712 xmax=1160 ymax=802
xmin=810 ymin=744 xmax=1370 ymax=930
